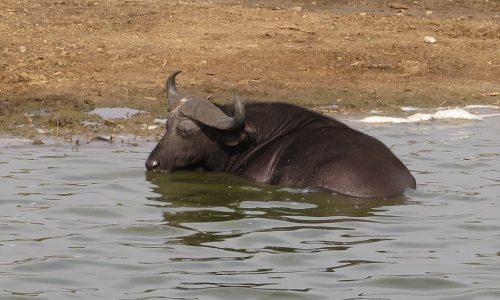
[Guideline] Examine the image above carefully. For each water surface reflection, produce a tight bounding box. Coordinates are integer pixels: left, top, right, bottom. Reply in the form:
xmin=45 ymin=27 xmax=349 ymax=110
xmin=146 ymin=171 xmax=407 ymax=251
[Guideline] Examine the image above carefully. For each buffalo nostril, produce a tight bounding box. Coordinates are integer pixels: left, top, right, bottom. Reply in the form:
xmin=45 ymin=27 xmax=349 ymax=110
xmin=145 ymin=159 xmax=159 ymax=170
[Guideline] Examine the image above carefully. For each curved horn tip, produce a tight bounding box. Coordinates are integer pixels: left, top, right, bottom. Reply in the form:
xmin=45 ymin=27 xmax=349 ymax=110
xmin=166 ymin=70 xmax=183 ymax=86
xmin=165 ymin=70 xmax=184 ymax=110
xmin=170 ymin=70 xmax=183 ymax=77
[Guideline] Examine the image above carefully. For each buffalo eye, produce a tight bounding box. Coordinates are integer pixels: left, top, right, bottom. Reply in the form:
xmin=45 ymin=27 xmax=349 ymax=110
xmin=176 ymin=120 xmax=198 ymax=137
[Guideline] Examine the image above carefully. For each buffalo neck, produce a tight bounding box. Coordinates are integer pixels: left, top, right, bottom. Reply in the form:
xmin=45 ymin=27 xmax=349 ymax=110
xmin=217 ymin=102 xmax=347 ymax=174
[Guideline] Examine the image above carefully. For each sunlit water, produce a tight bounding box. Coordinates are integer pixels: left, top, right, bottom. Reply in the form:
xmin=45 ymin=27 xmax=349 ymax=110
xmin=1 ymin=111 xmax=499 ymax=300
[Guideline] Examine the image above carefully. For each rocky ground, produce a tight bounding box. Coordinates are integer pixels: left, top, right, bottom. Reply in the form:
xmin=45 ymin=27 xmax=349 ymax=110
xmin=1 ymin=0 xmax=499 ymax=141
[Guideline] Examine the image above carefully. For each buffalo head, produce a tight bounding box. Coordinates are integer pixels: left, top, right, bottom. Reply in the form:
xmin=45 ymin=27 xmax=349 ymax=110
xmin=145 ymin=71 xmax=249 ymax=172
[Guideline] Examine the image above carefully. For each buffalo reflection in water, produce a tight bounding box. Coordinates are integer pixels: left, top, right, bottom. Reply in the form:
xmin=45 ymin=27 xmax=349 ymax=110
xmin=145 ymin=171 xmax=407 ymax=245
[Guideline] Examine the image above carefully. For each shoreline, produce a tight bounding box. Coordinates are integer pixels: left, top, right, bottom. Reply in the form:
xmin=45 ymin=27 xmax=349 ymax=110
xmin=1 ymin=102 xmax=499 ymax=145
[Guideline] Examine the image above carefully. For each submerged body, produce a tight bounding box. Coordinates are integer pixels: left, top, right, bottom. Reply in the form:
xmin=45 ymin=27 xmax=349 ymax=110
xmin=146 ymin=71 xmax=416 ymax=197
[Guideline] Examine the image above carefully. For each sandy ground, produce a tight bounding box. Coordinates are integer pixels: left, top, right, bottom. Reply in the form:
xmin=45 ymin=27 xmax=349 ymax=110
xmin=1 ymin=0 xmax=499 ymax=140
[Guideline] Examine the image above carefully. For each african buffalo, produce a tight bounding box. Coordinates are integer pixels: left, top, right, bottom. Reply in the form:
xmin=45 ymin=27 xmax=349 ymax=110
xmin=146 ymin=71 xmax=416 ymax=197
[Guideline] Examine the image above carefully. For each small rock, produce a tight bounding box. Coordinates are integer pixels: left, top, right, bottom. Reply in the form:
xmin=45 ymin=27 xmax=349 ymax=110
xmin=94 ymin=136 xmax=114 ymax=143
xmin=154 ymin=118 xmax=167 ymax=125
xmin=19 ymin=46 xmax=26 ymax=53
xmin=104 ymin=119 xmax=117 ymax=126
xmin=389 ymin=3 xmax=408 ymax=10
xmin=292 ymin=6 xmax=302 ymax=12
xmin=263 ymin=32 xmax=273 ymax=38
xmin=32 ymin=139 xmax=44 ymax=145
xmin=424 ymin=36 xmax=437 ymax=44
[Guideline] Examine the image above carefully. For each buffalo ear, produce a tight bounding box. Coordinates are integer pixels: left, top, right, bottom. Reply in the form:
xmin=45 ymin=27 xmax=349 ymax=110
xmin=244 ymin=121 xmax=256 ymax=136
xmin=221 ymin=121 xmax=256 ymax=147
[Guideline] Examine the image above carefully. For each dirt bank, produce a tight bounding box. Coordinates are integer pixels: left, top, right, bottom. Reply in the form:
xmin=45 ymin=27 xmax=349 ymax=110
xmin=1 ymin=0 xmax=499 ymax=139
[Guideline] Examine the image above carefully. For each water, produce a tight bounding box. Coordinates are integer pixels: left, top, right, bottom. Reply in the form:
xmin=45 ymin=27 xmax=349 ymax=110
xmin=1 ymin=113 xmax=499 ymax=300
xmin=89 ymin=107 xmax=144 ymax=119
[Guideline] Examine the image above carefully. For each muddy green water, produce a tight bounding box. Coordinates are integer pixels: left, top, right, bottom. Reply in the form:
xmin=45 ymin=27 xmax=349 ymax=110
xmin=1 ymin=116 xmax=499 ymax=300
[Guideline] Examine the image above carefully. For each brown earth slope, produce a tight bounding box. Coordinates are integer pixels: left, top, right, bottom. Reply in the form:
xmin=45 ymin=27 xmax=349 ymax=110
xmin=1 ymin=0 xmax=499 ymax=138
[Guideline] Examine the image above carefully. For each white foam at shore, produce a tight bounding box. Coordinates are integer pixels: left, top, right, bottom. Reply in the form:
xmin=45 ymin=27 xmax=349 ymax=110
xmin=361 ymin=107 xmax=499 ymax=124
xmin=432 ymin=108 xmax=483 ymax=120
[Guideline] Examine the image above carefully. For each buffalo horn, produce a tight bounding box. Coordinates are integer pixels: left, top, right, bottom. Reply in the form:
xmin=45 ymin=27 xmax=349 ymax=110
xmin=165 ymin=70 xmax=183 ymax=111
xmin=179 ymin=96 xmax=245 ymax=130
